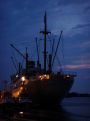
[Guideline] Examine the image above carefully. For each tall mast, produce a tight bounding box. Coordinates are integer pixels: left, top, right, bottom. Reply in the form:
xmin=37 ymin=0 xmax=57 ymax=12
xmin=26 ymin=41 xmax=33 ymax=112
xmin=40 ymin=12 xmax=51 ymax=73
xmin=44 ymin=12 xmax=47 ymax=72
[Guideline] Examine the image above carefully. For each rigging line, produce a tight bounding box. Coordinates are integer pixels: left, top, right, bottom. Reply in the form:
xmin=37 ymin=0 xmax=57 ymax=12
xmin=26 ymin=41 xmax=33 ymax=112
xmin=51 ymin=39 xmax=55 ymax=59
xmin=13 ymin=51 xmax=18 ymax=65
xmin=60 ymin=33 xmax=65 ymax=69
xmin=11 ymin=56 xmax=18 ymax=72
xmin=47 ymin=34 xmax=52 ymax=53
xmin=35 ymin=37 xmax=40 ymax=63
xmin=21 ymin=57 xmax=24 ymax=70
xmin=10 ymin=44 xmax=26 ymax=59
xmin=57 ymin=33 xmax=64 ymax=66
xmin=61 ymin=32 xmax=64 ymax=59
xmin=38 ymin=37 xmax=42 ymax=63
xmin=46 ymin=53 xmax=49 ymax=68
xmin=52 ymin=30 xmax=63 ymax=67
xmin=56 ymin=55 xmax=63 ymax=72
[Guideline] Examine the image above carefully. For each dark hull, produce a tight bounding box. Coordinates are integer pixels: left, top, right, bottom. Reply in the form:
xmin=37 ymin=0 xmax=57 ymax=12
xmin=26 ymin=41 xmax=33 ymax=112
xmin=21 ymin=77 xmax=74 ymax=105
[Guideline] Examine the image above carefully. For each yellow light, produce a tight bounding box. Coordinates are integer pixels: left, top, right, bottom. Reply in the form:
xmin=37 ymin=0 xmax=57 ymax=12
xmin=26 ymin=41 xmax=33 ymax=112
xmin=46 ymin=75 xmax=50 ymax=79
xmin=21 ymin=76 xmax=25 ymax=81
xmin=20 ymin=87 xmax=23 ymax=90
xmin=24 ymin=79 xmax=29 ymax=85
xmin=38 ymin=74 xmax=50 ymax=80
xmin=12 ymin=86 xmax=23 ymax=98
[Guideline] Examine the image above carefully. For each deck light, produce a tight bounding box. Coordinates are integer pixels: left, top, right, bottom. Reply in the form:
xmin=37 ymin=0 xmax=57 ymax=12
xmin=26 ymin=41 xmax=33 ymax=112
xmin=21 ymin=76 xmax=25 ymax=81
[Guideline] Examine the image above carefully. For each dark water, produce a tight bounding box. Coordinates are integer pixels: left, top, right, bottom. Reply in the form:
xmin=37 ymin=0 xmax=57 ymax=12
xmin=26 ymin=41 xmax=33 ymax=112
xmin=0 ymin=97 xmax=90 ymax=121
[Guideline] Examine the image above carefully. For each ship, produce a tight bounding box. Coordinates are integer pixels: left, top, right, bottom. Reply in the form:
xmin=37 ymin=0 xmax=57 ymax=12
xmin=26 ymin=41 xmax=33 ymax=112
xmin=10 ymin=12 xmax=76 ymax=105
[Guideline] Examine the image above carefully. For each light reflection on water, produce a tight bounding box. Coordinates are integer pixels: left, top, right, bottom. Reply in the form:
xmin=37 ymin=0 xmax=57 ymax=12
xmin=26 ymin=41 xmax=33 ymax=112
xmin=0 ymin=97 xmax=90 ymax=121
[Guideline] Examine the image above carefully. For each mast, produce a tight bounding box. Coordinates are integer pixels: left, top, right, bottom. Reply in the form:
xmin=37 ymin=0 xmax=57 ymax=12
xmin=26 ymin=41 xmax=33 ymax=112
xmin=35 ymin=37 xmax=41 ymax=69
xmin=25 ymin=47 xmax=28 ymax=75
xmin=40 ymin=12 xmax=51 ymax=73
xmin=44 ymin=12 xmax=47 ymax=72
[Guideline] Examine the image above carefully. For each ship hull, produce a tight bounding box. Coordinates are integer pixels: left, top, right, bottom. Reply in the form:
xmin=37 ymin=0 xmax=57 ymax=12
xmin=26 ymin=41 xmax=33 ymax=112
xmin=20 ymin=77 xmax=74 ymax=105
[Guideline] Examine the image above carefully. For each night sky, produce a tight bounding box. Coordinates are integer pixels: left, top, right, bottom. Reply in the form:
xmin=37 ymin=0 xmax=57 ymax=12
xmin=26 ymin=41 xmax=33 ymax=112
xmin=0 ymin=0 xmax=90 ymax=93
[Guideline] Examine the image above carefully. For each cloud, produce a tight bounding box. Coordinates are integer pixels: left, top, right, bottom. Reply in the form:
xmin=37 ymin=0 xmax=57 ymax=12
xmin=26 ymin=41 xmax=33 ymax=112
xmin=72 ymin=23 xmax=90 ymax=30
xmin=80 ymin=41 xmax=90 ymax=49
xmin=84 ymin=6 xmax=90 ymax=13
xmin=64 ymin=64 xmax=90 ymax=69
xmin=58 ymin=0 xmax=90 ymax=6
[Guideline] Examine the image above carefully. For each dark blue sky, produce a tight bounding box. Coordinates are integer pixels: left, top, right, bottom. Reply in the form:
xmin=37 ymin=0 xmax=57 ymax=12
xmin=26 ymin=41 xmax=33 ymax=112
xmin=0 ymin=0 xmax=90 ymax=93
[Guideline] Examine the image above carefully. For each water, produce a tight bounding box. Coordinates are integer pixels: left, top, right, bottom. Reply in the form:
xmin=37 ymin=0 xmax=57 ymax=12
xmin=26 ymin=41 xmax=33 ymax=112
xmin=0 ymin=97 xmax=90 ymax=121
xmin=62 ymin=97 xmax=90 ymax=121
